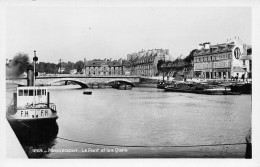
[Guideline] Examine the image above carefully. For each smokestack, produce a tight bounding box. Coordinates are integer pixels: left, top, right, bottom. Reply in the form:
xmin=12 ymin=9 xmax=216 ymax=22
xmin=198 ymin=43 xmax=204 ymax=50
xmin=204 ymin=42 xmax=210 ymax=49
xmin=13 ymin=92 xmax=17 ymax=111
xmin=27 ymin=65 xmax=34 ymax=86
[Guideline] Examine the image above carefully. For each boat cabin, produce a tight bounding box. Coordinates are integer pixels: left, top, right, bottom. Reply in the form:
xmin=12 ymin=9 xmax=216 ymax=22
xmin=17 ymin=86 xmax=48 ymax=108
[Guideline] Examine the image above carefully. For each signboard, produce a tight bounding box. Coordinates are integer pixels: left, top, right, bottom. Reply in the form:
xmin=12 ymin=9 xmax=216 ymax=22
xmin=234 ymin=47 xmax=241 ymax=59
xmin=17 ymin=109 xmax=52 ymax=119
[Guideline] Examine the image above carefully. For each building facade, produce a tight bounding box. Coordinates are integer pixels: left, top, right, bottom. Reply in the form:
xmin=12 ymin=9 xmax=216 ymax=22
xmin=84 ymin=59 xmax=131 ymax=76
xmin=193 ymin=38 xmax=249 ymax=79
xmin=128 ymin=49 xmax=173 ymax=76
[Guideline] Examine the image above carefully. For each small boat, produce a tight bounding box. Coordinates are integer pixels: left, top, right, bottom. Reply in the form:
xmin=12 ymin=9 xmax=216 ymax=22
xmin=83 ymin=91 xmax=92 ymax=95
xmin=157 ymin=80 xmax=172 ymax=89
xmin=89 ymin=82 xmax=99 ymax=89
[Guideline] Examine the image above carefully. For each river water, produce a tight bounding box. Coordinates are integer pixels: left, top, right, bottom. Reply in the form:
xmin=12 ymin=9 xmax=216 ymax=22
xmin=6 ymin=84 xmax=251 ymax=158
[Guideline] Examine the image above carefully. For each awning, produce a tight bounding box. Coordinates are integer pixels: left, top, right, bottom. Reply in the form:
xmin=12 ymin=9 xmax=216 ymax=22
xmin=240 ymin=55 xmax=252 ymax=60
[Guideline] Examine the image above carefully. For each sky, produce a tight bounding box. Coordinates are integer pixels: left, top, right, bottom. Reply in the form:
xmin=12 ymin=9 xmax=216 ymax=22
xmin=5 ymin=6 xmax=251 ymax=63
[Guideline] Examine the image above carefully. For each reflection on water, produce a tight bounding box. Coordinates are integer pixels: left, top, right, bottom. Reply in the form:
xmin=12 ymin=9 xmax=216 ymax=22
xmin=6 ymin=84 xmax=251 ymax=158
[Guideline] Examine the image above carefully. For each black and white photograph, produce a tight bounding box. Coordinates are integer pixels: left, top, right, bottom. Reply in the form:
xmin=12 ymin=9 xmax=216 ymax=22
xmin=1 ymin=0 xmax=260 ymax=166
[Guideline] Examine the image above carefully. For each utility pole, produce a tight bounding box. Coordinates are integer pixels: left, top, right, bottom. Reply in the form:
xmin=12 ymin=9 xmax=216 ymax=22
xmin=59 ymin=58 xmax=62 ymax=74
xmin=84 ymin=58 xmax=86 ymax=75
xmin=162 ymin=55 xmax=165 ymax=82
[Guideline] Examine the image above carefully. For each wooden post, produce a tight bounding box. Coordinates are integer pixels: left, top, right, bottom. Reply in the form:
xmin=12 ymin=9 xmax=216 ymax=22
xmin=245 ymin=129 xmax=252 ymax=159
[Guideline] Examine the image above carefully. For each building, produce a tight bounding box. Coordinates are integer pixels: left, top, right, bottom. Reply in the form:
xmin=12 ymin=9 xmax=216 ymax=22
xmin=240 ymin=45 xmax=252 ymax=79
xmin=58 ymin=67 xmax=65 ymax=74
xmin=193 ymin=38 xmax=249 ymax=79
xmin=84 ymin=59 xmax=130 ymax=76
xmin=70 ymin=69 xmax=77 ymax=74
xmin=128 ymin=48 xmax=173 ymax=76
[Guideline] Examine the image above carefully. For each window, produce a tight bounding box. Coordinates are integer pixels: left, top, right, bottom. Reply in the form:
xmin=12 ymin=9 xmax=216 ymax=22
xmin=243 ymin=60 xmax=245 ymax=65
xmin=24 ymin=89 xmax=28 ymax=96
xmin=18 ymin=90 xmax=23 ymax=96
xmin=29 ymin=89 xmax=33 ymax=96
xmin=37 ymin=89 xmax=41 ymax=95
xmin=42 ymin=89 xmax=44 ymax=95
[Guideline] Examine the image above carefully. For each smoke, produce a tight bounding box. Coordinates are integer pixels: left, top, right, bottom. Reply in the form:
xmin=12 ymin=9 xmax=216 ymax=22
xmin=6 ymin=53 xmax=30 ymax=77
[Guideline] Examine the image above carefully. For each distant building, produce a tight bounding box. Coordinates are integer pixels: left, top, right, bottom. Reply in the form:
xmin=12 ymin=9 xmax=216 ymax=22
xmin=128 ymin=48 xmax=173 ymax=76
xmin=70 ymin=69 xmax=77 ymax=74
xmin=58 ymin=67 xmax=65 ymax=74
xmin=84 ymin=59 xmax=130 ymax=76
xmin=193 ymin=38 xmax=249 ymax=79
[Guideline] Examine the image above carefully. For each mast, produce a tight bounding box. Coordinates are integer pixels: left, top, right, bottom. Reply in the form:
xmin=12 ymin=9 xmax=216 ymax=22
xmin=33 ymin=50 xmax=38 ymax=106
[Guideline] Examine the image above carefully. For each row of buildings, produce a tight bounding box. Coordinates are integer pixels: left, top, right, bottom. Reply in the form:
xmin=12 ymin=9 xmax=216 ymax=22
xmin=82 ymin=38 xmax=252 ymax=80
xmin=83 ymin=48 xmax=173 ymax=77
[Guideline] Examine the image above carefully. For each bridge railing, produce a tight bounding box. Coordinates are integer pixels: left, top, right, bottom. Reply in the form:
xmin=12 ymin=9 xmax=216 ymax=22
xmin=37 ymin=74 xmax=140 ymax=78
xmin=6 ymin=74 xmax=141 ymax=80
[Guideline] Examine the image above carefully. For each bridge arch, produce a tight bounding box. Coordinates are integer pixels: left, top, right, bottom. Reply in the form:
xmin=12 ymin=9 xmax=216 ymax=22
xmin=107 ymin=79 xmax=135 ymax=87
xmin=48 ymin=78 xmax=88 ymax=88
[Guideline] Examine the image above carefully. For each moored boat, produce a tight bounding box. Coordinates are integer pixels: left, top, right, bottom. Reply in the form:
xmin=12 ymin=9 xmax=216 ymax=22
xmin=164 ymin=82 xmax=241 ymax=95
xmin=116 ymin=84 xmax=132 ymax=90
xmin=6 ymin=51 xmax=58 ymax=129
xmin=230 ymin=83 xmax=252 ymax=94
xmin=157 ymin=80 xmax=172 ymax=89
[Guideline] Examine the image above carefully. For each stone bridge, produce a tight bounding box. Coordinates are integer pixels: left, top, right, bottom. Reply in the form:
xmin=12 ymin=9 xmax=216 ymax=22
xmin=6 ymin=76 xmax=140 ymax=88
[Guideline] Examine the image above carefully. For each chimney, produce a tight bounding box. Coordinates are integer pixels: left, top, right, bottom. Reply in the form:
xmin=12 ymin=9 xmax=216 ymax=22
xmin=27 ymin=65 xmax=34 ymax=86
xmin=204 ymin=42 xmax=210 ymax=49
xmin=198 ymin=43 xmax=204 ymax=50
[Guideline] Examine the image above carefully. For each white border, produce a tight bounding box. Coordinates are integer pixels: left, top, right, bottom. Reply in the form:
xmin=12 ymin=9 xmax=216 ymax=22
xmin=1 ymin=0 xmax=260 ymax=167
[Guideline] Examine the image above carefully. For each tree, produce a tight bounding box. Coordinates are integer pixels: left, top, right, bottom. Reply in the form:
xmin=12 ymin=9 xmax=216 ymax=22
xmin=74 ymin=60 xmax=84 ymax=73
xmin=184 ymin=49 xmax=197 ymax=64
xmin=38 ymin=62 xmax=45 ymax=73
xmin=65 ymin=61 xmax=74 ymax=73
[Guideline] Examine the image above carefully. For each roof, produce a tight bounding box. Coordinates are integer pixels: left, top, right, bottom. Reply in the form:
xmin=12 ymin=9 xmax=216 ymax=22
xmin=194 ymin=43 xmax=235 ymax=56
xmin=132 ymin=53 xmax=157 ymax=65
xmin=86 ymin=60 xmax=126 ymax=67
